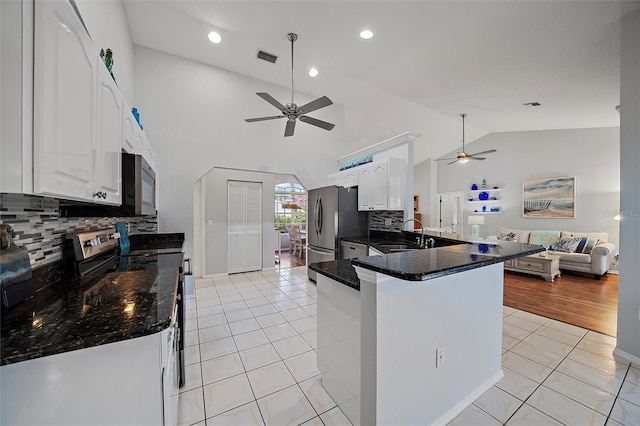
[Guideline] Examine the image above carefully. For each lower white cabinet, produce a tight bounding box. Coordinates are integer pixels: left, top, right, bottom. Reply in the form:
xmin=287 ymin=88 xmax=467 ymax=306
xmin=358 ymin=158 xmax=406 ymax=211
xmin=0 ymin=330 xmax=176 ymax=425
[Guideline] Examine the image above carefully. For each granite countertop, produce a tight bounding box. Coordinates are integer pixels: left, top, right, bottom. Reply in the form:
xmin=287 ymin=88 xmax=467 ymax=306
xmin=312 ymin=231 xmax=544 ymax=288
xmin=309 ymin=259 xmax=361 ymax=290
xmin=352 ymin=240 xmax=544 ymax=281
xmin=1 ymin=234 xmax=185 ymax=366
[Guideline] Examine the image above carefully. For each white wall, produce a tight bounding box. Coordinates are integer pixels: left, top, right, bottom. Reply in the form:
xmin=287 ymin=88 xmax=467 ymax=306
xmin=133 ymin=46 xmax=344 ymax=265
xmin=434 ymin=127 xmax=620 ymax=248
xmin=615 ymin=8 xmax=640 ymax=365
xmin=203 ymin=168 xmax=275 ymax=276
xmin=413 ymin=159 xmax=438 ymax=227
xmin=74 ymin=0 xmax=134 ymax=102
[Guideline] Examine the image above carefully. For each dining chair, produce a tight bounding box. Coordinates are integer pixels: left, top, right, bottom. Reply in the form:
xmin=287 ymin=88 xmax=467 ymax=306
xmin=291 ymin=225 xmax=306 ymax=258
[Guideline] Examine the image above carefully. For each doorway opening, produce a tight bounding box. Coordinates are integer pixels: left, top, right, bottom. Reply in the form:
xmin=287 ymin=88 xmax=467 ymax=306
xmin=274 ymin=177 xmax=307 ymax=269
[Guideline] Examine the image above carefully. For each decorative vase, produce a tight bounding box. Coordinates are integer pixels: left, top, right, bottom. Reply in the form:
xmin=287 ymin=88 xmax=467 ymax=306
xmin=478 ymin=191 xmax=489 ymax=201
xmin=471 ymin=184 xmax=478 ymax=190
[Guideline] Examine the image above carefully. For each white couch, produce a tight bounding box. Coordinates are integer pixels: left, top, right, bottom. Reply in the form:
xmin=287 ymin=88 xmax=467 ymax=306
xmin=495 ymin=228 xmax=617 ymax=280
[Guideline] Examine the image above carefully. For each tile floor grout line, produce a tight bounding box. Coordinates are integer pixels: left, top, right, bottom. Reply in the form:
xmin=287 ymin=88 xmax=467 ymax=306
xmin=604 ymin=363 xmax=632 ymax=424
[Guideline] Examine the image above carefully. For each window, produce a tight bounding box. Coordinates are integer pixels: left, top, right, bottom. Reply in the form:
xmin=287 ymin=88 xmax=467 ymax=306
xmin=275 ymin=182 xmax=306 ymax=232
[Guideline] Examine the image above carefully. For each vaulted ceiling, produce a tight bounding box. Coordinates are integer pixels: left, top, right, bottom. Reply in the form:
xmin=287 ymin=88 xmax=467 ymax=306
xmin=123 ymin=1 xmax=638 ymax=160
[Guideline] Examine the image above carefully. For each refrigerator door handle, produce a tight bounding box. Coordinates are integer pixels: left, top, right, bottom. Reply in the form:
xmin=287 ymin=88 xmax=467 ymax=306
xmin=314 ymin=196 xmax=320 ymax=237
xmin=307 ymin=246 xmax=335 ymax=256
xmin=318 ymin=198 xmax=323 ymax=235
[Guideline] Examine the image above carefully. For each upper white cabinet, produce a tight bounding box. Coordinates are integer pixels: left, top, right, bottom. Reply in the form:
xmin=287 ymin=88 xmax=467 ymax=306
xmin=328 ymin=169 xmax=359 ymax=188
xmin=33 ymin=0 xmax=98 ymax=201
xmin=122 ymin=100 xmax=144 ymax=155
xmin=95 ymin=61 xmax=123 ymax=204
xmin=358 ymin=158 xmax=406 ymax=211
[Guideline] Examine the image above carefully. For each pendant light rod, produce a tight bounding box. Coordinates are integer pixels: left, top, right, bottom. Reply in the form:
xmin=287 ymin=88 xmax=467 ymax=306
xmin=461 ymin=113 xmax=467 ymax=151
xmin=288 ymin=33 xmax=297 ymax=105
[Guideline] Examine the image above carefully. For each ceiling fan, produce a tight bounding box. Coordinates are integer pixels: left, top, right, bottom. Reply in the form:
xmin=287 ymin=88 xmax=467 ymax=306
xmin=245 ymin=33 xmax=335 ymax=137
xmin=437 ymin=113 xmax=496 ymax=165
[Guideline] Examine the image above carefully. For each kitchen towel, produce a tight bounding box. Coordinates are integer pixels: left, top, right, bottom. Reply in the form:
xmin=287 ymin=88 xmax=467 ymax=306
xmin=116 ymin=221 xmax=130 ymax=252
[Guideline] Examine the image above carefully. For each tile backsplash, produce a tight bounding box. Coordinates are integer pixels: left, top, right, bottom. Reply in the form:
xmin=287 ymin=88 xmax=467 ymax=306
xmin=0 ymin=193 xmax=157 ymax=268
xmin=369 ymin=210 xmax=405 ymax=232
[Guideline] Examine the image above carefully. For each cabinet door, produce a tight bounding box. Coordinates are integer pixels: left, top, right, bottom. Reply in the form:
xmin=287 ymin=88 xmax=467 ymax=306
xmin=342 ymin=170 xmax=359 ymax=188
xmin=95 ymin=63 xmax=122 ymax=205
xmin=122 ymin=101 xmax=143 ymax=154
xmin=358 ymin=166 xmax=374 ymax=210
xmin=328 ymin=172 xmax=343 ymax=187
xmin=33 ymin=0 xmax=96 ymax=201
xmin=370 ymin=163 xmax=388 ymax=210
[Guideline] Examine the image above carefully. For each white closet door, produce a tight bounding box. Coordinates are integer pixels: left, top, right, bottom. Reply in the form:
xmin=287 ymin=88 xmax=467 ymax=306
xmin=245 ymin=183 xmax=263 ymax=271
xmin=227 ymin=181 xmax=262 ymax=274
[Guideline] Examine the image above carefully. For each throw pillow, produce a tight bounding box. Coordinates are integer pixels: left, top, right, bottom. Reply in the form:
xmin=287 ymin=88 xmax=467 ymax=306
xmin=555 ymin=237 xmax=582 ymax=253
xmin=575 ymin=236 xmax=600 ymax=254
xmin=528 ymin=231 xmax=561 ymax=249
xmin=497 ymin=231 xmax=519 ymax=242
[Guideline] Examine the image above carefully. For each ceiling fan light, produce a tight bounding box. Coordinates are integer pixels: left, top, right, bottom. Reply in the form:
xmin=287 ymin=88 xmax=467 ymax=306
xmin=207 ymin=31 xmax=221 ymax=44
xmin=308 ymin=67 xmax=319 ymax=77
xmin=458 ymin=158 xmax=469 ymax=164
xmin=360 ymin=30 xmax=374 ymax=39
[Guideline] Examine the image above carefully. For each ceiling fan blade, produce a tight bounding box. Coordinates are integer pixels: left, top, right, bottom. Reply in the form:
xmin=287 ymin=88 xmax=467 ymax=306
xmin=245 ymin=115 xmax=285 ymax=122
xmin=256 ymin=92 xmax=287 ymax=112
xmin=468 ymin=156 xmax=486 ymax=161
xmin=298 ymin=96 xmax=333 ymax=114
xmin=436 ymin=157 xmax=458 ymax=161
xmin=299 ymin=115 xmax=335 ymax=130
xmin=447 ymin=159 xmax=459 ymax=165
xmin=468 ymin=149 xmax=497 ymax=157
xmin=284 ymin=119 xmax=296 ymax=137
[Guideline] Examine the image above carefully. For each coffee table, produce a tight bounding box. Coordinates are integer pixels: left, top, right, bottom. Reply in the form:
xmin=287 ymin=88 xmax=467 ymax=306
xmin=504 ymin=253 xmax=561 ymax=282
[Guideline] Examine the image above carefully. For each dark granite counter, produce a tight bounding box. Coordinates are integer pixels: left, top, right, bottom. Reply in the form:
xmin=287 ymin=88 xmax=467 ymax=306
xmin=312 ymin=231 xmax=544 ymax=288
xmin=309 ymin=259 xmax=361 ymax=290
xmin=1 ymin=233 xmax=185 ymax=366
xmin=352 ymin=240 xmax=544 ymax=281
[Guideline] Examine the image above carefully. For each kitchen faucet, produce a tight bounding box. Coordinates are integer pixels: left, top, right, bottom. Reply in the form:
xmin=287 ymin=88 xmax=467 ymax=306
xmin=402 ymin=218 xmax=425 ymax=248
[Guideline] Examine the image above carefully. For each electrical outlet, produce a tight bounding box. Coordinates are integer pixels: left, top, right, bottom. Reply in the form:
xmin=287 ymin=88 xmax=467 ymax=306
xmin=384 ymin=218 xmax=392 ymax=226
xmin=436 ymin=346 xmax=444 ymax=368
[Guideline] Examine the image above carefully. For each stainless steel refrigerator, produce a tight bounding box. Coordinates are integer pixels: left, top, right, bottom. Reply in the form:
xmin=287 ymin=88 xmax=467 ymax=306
xmin=307 ymin=185 xmax=368 ymax=281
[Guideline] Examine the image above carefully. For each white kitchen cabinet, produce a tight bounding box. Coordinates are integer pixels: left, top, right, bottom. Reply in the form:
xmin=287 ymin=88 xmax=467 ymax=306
xmin=328 ymin=169 xmax=359 ymax=188
xmin=358 ymin=158 xmax=406 ymax=211
xmin=32 ymin=0 xmax=122 ymax=205
xmin=95 ymin=61 xmax=122 ymax=204
xmin=0 ymin=331 xmax=173 ymax=425
xmin=33 ymin=0 xmax=97 ymax=201
xmin=122 ymin=100 xmax=144 ymax=154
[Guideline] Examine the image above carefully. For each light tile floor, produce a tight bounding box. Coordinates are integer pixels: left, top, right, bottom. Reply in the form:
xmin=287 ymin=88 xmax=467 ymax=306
xmin=179 ymin=266 xmax=640 ymax=425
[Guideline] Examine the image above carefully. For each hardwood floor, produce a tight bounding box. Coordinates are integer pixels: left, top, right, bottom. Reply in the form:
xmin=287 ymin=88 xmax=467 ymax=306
xmin=276 ymin=250 xmax=306 ymax=269
xmin=503 ymin=270 xmax=618 ymax=337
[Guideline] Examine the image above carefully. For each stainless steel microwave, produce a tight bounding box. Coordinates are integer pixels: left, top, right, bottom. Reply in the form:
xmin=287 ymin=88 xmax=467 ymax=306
xmin=59 ymin=153 xmax=157 ymax=217
xmin=122 ymin=153 xmax=156 ymax=216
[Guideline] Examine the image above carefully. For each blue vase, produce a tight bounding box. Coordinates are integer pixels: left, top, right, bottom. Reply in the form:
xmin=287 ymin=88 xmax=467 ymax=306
xmin=471 ymin=184 xmax=478 ymax=190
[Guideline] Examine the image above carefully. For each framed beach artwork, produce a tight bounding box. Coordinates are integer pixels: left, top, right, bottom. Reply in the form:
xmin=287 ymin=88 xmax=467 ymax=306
xmin=523 ymin=177 xmax=576 ymax=218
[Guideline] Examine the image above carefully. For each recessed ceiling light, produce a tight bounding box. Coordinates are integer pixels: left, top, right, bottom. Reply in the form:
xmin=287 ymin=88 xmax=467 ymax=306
xmin=308 ymin=67 xmax=319 ymax=77
xmin=360 ymin=29 xmax=374 ymax=40
xmin=208 ymin=31 xmax=221 ymax=44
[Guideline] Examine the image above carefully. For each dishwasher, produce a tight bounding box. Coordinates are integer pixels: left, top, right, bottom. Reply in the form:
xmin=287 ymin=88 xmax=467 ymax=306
xmin=340 ymin=241 xmax=368 ymax=259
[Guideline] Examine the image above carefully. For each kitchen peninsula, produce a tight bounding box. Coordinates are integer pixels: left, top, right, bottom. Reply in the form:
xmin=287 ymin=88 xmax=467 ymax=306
xmin=311 ymin=236 xmax=543 ymax=425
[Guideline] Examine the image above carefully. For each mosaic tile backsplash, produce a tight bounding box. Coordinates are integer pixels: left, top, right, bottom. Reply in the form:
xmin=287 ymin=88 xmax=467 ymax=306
xmin=369 ymin=210 xmax=405 ymax=232
xmin=1 ymin=193 xmax=157 ymax=268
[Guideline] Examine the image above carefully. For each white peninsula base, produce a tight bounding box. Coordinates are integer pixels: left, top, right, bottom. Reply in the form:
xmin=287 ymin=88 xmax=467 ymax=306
xmin=318 ymin=262 xmax=505 ymax=425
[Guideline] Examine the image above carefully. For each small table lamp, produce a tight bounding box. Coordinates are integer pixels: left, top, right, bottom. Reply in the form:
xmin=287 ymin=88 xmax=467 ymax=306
xmin=468 ymin=215 xmax=485 ymax=236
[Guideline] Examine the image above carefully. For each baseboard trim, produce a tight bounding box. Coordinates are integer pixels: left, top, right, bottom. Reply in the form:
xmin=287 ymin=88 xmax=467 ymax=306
xmin=432 ymin=369 xmax=504 ymax=426
xmin=614 ymin=347 xmax=640 ymax=367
